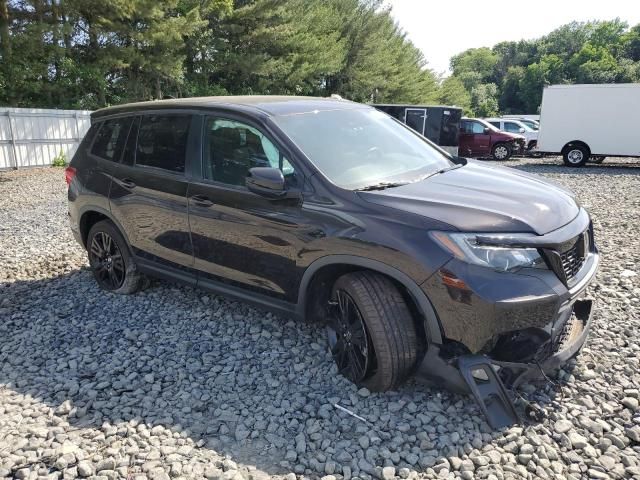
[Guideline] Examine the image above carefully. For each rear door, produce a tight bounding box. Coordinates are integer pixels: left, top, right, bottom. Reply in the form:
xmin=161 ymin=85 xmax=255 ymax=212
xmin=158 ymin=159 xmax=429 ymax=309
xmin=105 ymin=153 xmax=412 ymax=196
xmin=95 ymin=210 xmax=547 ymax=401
xmin=79 ymin=117 xmax=133 ymax=212
xmin=109 ymin=113 xmax=196 ymax=280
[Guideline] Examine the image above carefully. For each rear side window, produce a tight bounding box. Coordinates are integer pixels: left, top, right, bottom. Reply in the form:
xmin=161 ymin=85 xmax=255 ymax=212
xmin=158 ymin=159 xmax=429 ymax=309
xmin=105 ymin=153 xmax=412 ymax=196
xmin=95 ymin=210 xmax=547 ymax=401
xmin=90 ymin=118 xmax=133 ymax=161
xmin=136 ymin=115 xmax=191 ymax=173
xmin=121 ymin=117 xmax=139 ymax=166
xmin=488 ymin=121 xmax=500 ymax=129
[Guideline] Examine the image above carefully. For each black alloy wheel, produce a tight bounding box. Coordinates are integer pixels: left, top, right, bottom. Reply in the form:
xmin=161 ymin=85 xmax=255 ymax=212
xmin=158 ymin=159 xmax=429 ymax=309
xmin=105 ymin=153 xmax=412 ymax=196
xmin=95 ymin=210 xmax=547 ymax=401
xmin=89 ymin=231 xmax=126 ymax=290
xmin=327 ymin=289 xmax=371 ymax=383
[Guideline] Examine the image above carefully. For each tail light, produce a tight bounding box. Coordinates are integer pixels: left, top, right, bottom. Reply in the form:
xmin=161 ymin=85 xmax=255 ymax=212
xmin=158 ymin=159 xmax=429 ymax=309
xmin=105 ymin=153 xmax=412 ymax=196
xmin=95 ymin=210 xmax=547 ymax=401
xmin=64 ymin=166 xmax=76 ymax=186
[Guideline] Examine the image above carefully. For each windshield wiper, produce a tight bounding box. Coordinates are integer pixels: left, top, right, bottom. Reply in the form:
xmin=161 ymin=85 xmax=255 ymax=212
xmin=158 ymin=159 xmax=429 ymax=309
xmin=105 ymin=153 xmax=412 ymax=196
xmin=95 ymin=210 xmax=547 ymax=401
xmin=356 ymin=181 xmax=409 ymax=191
xmin=418 ymin=163 xmax=464 ymax=181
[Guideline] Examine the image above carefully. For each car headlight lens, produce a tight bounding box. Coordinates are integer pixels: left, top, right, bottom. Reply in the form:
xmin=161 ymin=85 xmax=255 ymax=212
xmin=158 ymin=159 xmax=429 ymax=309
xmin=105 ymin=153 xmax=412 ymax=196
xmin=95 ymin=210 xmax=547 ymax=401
xmin=430 ymin=232 xmax=546 ymax=272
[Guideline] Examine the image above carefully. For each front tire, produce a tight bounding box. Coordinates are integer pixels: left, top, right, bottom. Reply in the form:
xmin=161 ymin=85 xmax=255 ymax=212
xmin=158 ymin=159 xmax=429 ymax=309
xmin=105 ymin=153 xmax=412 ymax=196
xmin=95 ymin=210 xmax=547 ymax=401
xmin=326 ymin=272 xmax=420 ymax=392
xmin=563 ymin=145 xmax=589 ymax=167
xmin=491 ymin=143 xmax=512 ymax=161
xmin=87 ymin=220 xmax=142 ymax=294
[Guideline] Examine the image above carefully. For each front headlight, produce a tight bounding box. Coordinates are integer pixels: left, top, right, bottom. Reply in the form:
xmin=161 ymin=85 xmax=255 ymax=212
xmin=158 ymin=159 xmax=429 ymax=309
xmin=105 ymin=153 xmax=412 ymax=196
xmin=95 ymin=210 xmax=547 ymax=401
xmin=430 ymin=232 xmax=546 ymax=272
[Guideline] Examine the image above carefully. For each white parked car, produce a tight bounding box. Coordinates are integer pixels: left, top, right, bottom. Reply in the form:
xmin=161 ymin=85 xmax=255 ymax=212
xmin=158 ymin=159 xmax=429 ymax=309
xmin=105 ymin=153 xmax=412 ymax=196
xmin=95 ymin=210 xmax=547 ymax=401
xmin=484 ymin=118 xmax=538 ymax=152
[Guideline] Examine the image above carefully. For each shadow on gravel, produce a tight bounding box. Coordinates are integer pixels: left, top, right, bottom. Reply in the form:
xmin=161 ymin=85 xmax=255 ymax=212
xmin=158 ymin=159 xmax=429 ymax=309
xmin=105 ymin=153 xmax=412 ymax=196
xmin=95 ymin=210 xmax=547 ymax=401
xmin=0 ymin=267 xmax=573 ymax=477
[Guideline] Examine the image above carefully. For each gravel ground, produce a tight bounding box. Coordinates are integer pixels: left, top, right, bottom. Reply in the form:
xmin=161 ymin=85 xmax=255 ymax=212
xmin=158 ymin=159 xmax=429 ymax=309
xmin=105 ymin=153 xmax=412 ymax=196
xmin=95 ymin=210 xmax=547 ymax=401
xmin=0 ymin=157 xmax=639 ymax=480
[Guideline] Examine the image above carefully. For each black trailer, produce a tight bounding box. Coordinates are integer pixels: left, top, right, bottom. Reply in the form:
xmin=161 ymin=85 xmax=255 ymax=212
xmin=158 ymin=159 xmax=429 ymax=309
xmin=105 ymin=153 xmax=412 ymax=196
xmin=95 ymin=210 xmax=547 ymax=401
xmin=372 ymin=104 xmax=462 ymax=156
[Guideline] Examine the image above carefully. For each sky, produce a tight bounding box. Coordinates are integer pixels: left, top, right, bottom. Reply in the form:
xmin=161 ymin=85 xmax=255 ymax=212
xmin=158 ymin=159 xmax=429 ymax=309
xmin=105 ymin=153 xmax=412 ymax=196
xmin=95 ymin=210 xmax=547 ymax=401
xmin=387 ymin=0 xmax=640 ymax=75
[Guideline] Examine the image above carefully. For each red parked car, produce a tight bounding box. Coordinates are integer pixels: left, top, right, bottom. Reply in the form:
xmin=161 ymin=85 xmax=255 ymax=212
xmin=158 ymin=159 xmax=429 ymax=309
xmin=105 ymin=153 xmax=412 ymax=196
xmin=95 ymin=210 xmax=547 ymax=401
xmin=459 ymin=117 xmax=525 ymax=160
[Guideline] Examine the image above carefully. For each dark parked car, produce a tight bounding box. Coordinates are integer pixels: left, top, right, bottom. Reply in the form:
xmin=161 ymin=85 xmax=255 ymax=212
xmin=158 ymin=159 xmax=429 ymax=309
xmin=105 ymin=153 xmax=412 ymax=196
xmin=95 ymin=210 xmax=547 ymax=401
xmin=66 ymin=96 xmax=598 ymax=427
xmin=459 ymin=117 xmax=525 ymax=160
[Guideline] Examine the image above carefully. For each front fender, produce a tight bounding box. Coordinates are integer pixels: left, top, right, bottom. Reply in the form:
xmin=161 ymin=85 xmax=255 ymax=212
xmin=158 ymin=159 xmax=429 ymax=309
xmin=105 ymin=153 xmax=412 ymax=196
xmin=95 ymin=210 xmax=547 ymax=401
xmin=297 ymin=255 xmax=443 ymax=345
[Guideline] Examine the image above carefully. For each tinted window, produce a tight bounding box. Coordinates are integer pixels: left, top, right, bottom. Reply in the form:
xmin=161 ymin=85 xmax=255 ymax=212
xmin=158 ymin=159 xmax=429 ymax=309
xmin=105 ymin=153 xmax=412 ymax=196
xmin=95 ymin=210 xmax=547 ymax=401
xmin=81 ymin=123 xmax=101 ymax=150
xmin=488 ymin=121 xmax=501 ymax=129
xmin=121 ymin=117 xmax=139 ymax=166
xmin=136 ymin=115 xmax=191 ymax=173
xmin=204 ymin=118 xmax=295 ymax=187
xmin=91 ymin=118 xmax=132 ymax=161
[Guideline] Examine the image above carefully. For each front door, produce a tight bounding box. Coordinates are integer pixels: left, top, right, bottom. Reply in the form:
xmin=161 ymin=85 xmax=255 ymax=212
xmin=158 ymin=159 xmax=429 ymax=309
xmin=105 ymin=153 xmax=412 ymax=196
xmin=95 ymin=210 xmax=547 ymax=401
xmin=187 ymin=116 xmax=306 ymax=301
xmin=459 ymin=119 xmax=491 ymax=157
xmin=109 ymin=114 xmax=195 ymax=274
xmin=404 ymin=108 xmax=427 ymax=135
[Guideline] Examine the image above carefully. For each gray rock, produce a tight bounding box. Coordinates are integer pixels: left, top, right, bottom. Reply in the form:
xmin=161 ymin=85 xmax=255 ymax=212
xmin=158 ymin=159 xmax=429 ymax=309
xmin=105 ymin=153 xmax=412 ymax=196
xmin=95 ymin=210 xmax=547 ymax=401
xmin=554 ymin=419 xmax=573 ymax=434
xmin=77 ymin=461 xmax=94 ymax=477
xmin=568 ymin=432 xmax=588 ymax=449
xmin=622 ymin=397 xmax=639 ymax=411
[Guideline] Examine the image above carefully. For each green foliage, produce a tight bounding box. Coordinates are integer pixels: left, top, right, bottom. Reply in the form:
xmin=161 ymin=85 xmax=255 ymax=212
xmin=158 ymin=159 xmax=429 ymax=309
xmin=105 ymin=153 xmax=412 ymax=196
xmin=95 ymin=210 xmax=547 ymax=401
xmin=436 ymin=76 xmax=471 ymax=112
xmin=51 ymin=150 xmax=67 ymax=167
xmin=448 ymin=19 xmax=640 ymax=116
xmin=0 ymin=0 xmax=439 ymax=109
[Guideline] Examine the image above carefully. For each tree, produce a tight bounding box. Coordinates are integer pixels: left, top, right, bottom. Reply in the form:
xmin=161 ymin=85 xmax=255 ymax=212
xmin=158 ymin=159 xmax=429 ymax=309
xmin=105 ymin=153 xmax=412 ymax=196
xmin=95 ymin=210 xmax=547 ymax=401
xmin=436 ymin=76 xmax=471 ymax=112
xmin=470 ymin=83 xmax=499 ymax=117
xmin=447 ymin=20 xmax=640 ymax=114
xmin=450 ymin=47 xmax=499 ymax=81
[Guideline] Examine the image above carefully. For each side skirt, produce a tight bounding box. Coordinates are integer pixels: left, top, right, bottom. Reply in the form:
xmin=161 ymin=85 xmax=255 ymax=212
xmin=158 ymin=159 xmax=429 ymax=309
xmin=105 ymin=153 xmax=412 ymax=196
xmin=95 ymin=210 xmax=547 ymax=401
xmin=135 ymin=256 xmax=298 ymax=319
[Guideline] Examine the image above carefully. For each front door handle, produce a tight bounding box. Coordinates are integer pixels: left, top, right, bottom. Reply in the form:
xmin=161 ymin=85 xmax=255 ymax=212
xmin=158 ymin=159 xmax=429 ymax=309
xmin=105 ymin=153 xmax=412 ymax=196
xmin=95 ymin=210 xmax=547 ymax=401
xmin=120 ymin=178 xmax=136 ymax=189
xmin=191 ymin=194 xmax=214 ymax=207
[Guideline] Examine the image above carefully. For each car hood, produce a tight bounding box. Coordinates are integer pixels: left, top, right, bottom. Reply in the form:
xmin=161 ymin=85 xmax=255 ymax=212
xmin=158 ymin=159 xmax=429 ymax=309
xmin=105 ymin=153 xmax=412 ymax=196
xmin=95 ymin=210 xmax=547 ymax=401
xmin=357 ymin=161 xmax=580 ymax=235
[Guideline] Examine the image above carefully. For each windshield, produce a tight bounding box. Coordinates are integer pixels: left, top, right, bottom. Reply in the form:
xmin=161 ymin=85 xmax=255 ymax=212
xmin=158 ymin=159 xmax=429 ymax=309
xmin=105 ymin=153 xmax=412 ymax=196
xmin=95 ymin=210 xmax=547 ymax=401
xmin=272 ymin=107 xmax=453 ymax=190
xmin=520 ymin=120 xmax=539 ymax=130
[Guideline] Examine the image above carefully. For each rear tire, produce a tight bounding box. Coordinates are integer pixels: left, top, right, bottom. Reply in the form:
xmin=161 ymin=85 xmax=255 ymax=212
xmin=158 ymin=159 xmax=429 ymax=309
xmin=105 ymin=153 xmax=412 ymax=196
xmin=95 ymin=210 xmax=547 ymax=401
xmin=562 ymin=145 xmax=589 ymax=167
xmin=326 ymin=272 xmax=420 ymax=392
xmin=87 ymin=220 xmax=142 ymax=294
xmin=491 ymin=143 xmax=512 ymax=161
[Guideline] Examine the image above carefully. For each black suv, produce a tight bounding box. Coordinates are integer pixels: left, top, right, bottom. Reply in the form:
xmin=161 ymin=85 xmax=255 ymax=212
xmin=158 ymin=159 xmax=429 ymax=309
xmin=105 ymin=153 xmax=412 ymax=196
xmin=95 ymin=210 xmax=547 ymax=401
xmin=67 ymin=96 xmax=598 ymax=427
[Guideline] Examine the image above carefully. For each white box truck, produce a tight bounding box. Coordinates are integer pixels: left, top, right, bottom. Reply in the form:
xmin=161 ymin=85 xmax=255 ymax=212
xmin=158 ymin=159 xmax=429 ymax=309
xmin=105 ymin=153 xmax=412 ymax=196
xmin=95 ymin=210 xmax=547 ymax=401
xmin=537 ymin=84 xmax=640 ymax=166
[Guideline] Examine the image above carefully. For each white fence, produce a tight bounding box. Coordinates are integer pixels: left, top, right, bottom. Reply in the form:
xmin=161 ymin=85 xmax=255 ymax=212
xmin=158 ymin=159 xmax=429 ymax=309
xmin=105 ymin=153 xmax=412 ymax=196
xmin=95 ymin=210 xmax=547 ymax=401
xmin=0 ymin=108 xmax=92 ymax=169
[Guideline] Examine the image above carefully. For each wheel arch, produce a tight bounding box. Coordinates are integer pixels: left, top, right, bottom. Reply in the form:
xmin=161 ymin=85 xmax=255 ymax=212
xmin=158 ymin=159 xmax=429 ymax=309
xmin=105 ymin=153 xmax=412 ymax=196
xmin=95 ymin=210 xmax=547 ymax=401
xmin=561 ymin=140 xmax=591 ymax=156
xmin=297 ymin=255 xmax=443 ymax=345
xmin=79 ymin=206 xmax=131 ymax=251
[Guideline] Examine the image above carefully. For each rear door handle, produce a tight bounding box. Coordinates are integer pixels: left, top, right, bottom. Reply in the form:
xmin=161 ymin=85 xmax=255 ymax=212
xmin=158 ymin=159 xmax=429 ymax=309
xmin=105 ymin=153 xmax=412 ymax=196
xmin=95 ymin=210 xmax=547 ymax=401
xmin=120 ymin=178 xmax=136 ymax=189
xmin=191 ymin=194 xmax=214 ymax=207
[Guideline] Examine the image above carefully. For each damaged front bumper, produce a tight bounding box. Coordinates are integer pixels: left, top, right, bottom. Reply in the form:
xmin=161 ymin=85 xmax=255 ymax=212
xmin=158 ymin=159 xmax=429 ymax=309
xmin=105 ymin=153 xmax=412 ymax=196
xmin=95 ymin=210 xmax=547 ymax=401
xmin=416 ymin=298 xmax=594 ymax=429
xmin=416 ymin=216 xmax=599 ymax=428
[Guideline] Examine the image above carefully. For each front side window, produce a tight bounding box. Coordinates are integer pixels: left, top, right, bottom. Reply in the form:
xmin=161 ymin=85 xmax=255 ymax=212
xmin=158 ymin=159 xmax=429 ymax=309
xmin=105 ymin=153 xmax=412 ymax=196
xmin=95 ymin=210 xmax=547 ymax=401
xmin=272 ymin=107 xmax=452 ymax=190
xmin=136 ymin=115 xmax=191 ymax=173
xmin=470 ymin=121 xmax=486 ymax=134
xmin=204 ymin=118 xmax=295 ymax=187
xmin=91 ymin=117 xmax=132 ymax=161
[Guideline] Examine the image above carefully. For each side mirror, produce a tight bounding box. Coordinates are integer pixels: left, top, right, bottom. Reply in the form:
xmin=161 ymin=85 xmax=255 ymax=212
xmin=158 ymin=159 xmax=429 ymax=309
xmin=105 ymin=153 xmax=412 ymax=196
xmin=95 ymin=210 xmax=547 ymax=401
xmin=483 ymin=127 xmax=490 ymax=134
xmin=246 ymin=167 xmax=285 ymax=198
xmin=519 ymin=127 xmax=525 ymax=133
xmin=246 ymin=167 xmax=301 ymax=201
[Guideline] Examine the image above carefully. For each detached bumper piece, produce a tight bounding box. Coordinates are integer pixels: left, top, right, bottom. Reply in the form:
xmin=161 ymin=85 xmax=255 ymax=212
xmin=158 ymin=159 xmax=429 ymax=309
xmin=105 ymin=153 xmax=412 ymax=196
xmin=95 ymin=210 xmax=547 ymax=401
xmin=446 ymin=299 xmax=594 ymax=429
xmin=458 ymin=356 xmax=519 ymax=429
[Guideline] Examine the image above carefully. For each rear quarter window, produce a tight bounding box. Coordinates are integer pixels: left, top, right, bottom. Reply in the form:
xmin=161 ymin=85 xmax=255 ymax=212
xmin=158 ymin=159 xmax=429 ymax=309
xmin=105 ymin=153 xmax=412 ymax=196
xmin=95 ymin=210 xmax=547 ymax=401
xmin=90 ymin=117 xmax=133 ymax=161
